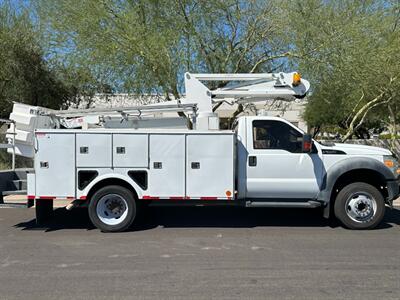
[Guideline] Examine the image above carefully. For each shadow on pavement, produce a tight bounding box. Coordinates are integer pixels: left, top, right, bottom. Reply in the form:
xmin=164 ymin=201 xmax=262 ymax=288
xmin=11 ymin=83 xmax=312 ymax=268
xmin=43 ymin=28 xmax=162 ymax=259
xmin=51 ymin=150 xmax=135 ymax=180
xmin=14 ymin=208 xmax=95 ymax=232
xmin=14 ymin=206 xmax=400 ymax=232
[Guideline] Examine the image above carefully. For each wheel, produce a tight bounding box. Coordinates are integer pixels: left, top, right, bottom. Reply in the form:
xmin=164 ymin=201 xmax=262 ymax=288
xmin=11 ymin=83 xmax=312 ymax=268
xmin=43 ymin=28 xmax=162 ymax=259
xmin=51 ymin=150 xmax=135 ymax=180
xmin=88 ymin=185 xmax=136 ymax=232
xmin=334 ymin=182 xmax=385 ymax=229
xmin=35 ymin=199 xmax=53 ymax=225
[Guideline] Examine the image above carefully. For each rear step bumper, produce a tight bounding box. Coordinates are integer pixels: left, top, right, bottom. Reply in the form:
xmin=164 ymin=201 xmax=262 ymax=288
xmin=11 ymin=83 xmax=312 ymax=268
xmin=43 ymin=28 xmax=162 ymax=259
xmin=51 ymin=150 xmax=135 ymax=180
xmin=245 ymin=200 xmax=322 ymax=208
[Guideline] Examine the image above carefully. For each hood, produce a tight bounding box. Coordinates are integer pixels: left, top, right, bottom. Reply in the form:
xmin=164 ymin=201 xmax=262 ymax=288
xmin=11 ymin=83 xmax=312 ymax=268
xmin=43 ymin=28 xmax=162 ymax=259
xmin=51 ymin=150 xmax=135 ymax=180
xmin=321 ymin=142 xmax=392 ymax=156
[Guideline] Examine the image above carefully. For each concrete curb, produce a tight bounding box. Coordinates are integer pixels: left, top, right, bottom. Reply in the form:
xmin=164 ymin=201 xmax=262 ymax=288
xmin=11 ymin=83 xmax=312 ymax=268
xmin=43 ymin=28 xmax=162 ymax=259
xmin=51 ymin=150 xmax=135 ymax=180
xmin=3 ymin=195 xmax=70 ymax=208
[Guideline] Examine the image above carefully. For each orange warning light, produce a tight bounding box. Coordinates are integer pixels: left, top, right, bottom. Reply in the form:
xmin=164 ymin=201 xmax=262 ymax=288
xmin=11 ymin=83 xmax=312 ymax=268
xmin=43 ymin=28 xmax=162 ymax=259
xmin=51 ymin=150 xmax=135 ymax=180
xmin=292 ymin=72 xmax=301 ymax=86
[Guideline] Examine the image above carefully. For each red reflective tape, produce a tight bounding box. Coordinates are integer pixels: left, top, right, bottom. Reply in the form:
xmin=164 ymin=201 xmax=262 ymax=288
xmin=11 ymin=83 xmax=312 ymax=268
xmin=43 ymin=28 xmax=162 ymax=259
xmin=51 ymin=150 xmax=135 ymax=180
xmin=39 ymin=196 xmax=55 ymax=200
xmin=200 ymin=197 xmax=218 ymax=200
xmin=142 ymin=196 xmax=159 ymax=200
xmin=66 ymin=197 xmax=75 ymax=200
xmin=27 ymin=195 xmax=35 ymax=200
xmin=79 ymin=196 xmax=87 ymax=200
xmin=169 ymin=196 xmax=184 ymax=200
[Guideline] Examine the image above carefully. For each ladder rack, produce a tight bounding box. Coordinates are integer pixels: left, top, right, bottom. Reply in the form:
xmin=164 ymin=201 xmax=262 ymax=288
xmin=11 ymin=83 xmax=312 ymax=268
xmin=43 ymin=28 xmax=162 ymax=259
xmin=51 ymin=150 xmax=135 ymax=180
xmin=6 ymin=102 xmax=197 ymax=158
xmin=44 ymin=103 xmax=197 ymax=118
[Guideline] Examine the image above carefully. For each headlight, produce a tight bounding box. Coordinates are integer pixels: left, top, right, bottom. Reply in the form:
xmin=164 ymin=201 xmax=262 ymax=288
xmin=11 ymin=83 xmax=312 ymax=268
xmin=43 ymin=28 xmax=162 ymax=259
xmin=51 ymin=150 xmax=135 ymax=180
xmin=383 ymin=155 xmax=400 ymax=175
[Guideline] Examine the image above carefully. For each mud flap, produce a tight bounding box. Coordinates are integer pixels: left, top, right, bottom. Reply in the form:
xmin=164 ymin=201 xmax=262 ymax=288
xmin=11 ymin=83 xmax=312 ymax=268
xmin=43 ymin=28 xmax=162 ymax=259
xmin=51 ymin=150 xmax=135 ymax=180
xmin=35 ymin=199 xmax=53 ymax=224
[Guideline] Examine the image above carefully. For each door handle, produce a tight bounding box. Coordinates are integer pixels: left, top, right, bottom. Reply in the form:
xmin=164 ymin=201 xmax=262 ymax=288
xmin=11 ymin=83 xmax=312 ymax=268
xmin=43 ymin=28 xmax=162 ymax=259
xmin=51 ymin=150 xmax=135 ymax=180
xmin=249 ymin=156 xmax=257 ymax=167
xmin=191 ymin=162 xmax=200 ymax=169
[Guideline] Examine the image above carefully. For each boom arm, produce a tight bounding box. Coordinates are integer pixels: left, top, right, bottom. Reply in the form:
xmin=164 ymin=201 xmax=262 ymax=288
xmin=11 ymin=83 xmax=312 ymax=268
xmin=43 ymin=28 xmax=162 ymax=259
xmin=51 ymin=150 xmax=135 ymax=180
xmin=183 ymin=72 xmax=310 ymax=114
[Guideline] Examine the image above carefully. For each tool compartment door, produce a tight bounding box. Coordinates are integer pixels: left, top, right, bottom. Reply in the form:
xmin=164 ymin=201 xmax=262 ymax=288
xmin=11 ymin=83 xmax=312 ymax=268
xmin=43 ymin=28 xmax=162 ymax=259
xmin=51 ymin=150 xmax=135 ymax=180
xmin=76 ymin=133 xmax=112 ymax=167
xmin=113 ymin=134 xmax=149 ymax=168
xmin=35 ymin=133 xmax=75 ymax=197
xmin=186 ymin=134 xmax=235 ymax=199
xmin=147 ymin=134 xmax=185 ymax=198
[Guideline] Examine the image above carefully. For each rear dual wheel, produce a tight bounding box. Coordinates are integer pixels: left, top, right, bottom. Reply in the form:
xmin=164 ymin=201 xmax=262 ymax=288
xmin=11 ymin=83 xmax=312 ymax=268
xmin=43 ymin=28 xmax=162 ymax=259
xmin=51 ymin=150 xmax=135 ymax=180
xmin=88 ymin=185 xmax=137 ymax=232
xmin=334 ymin=182 xmax=385 ymax=230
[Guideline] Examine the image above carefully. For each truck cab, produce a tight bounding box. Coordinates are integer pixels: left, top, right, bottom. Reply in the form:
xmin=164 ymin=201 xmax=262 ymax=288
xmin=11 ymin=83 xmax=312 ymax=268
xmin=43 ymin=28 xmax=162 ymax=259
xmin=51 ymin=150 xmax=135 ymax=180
xmin=236 ymin=116 xmax=399 ymax=229
xmin=237 ymin=116 xmax=323 ymax=200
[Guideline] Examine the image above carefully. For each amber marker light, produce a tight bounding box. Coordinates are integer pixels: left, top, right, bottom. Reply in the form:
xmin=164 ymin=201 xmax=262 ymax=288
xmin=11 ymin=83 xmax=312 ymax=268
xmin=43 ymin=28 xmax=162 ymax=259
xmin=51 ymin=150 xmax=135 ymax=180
xmin=384 ymin=159 xmax=395 ymax=168
xmin=292 ymin=72 xmax=301 ymax=86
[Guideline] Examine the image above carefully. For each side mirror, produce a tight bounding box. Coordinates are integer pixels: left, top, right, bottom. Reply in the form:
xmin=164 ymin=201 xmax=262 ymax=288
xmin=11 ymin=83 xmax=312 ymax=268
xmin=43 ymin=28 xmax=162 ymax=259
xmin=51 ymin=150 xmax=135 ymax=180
xmin=302 ymin=134 xmax=313 ymax=153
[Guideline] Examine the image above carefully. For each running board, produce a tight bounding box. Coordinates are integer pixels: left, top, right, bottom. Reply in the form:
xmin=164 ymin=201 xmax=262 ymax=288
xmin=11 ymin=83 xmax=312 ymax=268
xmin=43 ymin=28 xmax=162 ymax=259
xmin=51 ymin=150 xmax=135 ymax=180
xmin=245 ymin=201 xmax=322 ymax=208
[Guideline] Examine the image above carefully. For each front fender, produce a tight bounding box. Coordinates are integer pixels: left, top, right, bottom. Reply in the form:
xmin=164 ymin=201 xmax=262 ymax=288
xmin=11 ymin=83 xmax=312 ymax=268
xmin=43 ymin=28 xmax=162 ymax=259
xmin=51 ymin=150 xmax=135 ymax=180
xmin=318 ymin=156 xmax=395 ymax=204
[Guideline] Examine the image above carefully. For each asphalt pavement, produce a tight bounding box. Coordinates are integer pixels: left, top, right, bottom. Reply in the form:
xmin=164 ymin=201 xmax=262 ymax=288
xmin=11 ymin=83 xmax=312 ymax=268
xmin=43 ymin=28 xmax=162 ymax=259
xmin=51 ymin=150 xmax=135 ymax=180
xmin=0 ymin=206 xmax=399 ymax=299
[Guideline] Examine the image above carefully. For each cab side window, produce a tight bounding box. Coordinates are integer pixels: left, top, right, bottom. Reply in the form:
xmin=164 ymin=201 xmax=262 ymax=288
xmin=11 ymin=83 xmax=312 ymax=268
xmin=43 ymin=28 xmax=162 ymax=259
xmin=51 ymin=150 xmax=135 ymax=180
xmin=253 ymin=120 xmax=303 ymax=153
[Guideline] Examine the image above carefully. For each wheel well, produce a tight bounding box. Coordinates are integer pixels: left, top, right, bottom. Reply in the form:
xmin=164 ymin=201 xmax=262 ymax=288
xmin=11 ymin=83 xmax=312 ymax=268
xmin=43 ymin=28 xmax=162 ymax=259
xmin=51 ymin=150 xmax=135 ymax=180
xmin=86 ymin=178 xmax=138 ymax=202
xmin=330 ymin=169 xmax=388 ymax=203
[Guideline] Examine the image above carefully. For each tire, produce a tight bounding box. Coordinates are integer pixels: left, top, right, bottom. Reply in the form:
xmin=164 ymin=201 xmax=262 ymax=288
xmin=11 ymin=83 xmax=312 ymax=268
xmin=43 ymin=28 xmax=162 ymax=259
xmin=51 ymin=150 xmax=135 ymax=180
xmin=334 ymin=182 xmax=385 ymax=230
xmin=35 ymin=199 xmax=53 ymax=225
xmin=88 ymin=185 xmax=136 ymax=232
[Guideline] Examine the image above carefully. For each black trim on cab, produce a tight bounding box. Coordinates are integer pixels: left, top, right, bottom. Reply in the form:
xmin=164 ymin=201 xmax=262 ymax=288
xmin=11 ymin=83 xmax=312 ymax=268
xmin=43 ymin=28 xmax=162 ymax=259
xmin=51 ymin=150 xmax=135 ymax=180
xmin=322 ymin=149 xmax=346 ymax=155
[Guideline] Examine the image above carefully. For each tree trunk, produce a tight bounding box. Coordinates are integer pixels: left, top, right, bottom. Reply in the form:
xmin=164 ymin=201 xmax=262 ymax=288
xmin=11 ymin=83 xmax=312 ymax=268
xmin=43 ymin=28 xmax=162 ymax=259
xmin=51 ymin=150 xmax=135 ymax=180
xmin=341 ymin=91 xmax=387 ymax=142
xmin=388 ymin=104 xmax=397 ymax=153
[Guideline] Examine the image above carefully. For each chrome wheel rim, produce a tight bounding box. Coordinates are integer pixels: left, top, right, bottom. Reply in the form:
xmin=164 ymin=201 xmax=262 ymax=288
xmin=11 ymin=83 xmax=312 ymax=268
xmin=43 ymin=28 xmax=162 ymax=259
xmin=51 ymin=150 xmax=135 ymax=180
xmin=96 ymin=194 xmax=128 ymax=226
xmin=345 ymin=192 xmax=377 ymax=223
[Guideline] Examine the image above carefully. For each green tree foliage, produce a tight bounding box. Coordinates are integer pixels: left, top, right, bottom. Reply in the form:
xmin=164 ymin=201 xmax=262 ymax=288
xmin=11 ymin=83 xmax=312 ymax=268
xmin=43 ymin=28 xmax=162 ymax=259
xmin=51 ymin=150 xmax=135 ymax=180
xmin=3 ymin=0 xmax=400 ymax=141
xmin=0 ymin=1 xmax=96 ymax=118
xmin=287 ymin=0 xmax=400 ymax=140
xmin=36 ymin=0 xmax=293 ymax=99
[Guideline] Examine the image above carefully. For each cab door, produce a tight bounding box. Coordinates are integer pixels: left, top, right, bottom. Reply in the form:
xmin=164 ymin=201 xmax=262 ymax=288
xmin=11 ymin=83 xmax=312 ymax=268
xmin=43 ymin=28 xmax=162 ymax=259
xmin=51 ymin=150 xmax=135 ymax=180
xmin=245 ymin=119 xmax=323 ymax=199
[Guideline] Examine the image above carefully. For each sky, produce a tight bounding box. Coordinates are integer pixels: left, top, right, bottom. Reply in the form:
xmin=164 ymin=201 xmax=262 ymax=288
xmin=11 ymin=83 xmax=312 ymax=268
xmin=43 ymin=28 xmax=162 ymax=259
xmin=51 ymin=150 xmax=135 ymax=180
xmin=0 ymin=0 xmax=31 ymax=10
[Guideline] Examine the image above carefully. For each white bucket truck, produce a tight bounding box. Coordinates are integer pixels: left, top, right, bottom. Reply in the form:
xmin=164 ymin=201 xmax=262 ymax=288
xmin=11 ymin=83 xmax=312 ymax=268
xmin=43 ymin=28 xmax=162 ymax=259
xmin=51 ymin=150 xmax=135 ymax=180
xmin=6 ymin=72 xmax=399 ymax=231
